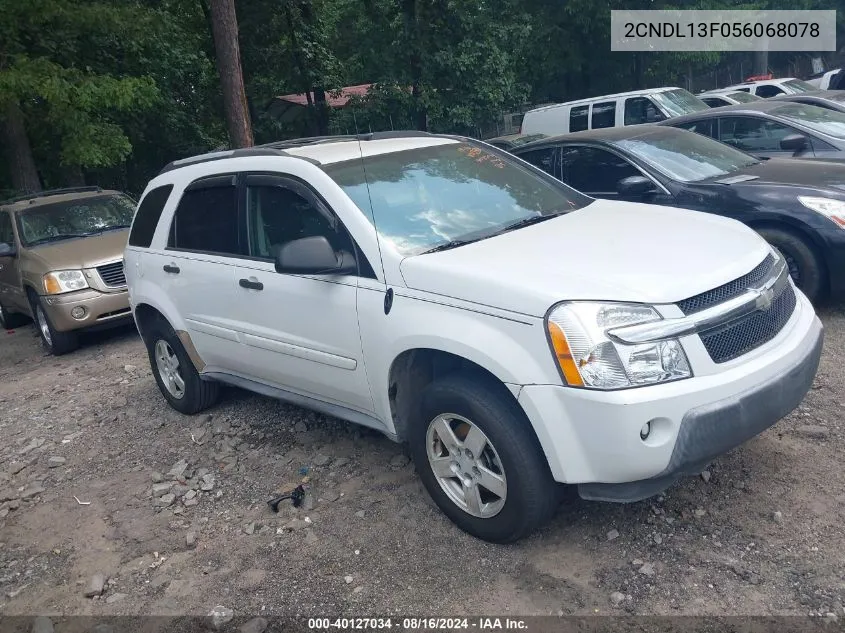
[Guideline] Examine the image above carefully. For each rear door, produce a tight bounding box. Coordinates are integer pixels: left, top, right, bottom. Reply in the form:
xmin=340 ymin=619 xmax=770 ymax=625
xmin=229 ymin=173 xmax=375 ymax=413
xmin=0 ymin=210 xmax=25 ymax=312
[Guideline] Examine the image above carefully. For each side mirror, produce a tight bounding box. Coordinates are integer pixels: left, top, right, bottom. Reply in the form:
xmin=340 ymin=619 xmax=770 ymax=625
xmin=780 ymin=134 xmax=808 ymax=153
xmin=0 ymin=242 xmax=15 ymax=257
xmin=617 ymin=175 xmax=657 ymax=197
xmin=273 ymin=236 xmax=356 ymax=275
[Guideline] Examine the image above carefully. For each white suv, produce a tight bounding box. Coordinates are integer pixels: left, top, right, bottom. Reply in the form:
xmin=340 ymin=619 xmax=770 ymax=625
xmin=125 ymin=132 xmax=823 ymax=543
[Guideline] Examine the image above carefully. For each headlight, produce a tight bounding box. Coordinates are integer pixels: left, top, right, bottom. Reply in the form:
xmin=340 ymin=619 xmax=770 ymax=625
xmin=43 ymin=270 xmax=89 ymax=294
xmin=798 ymin=196 xmax=845 ymax=228
xmin=546 ymin=302 xmax=691 ymax=390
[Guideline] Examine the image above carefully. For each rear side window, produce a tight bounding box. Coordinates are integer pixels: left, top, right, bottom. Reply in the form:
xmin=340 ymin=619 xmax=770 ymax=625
xmin=676 ymin=119 xmax=718 ymax=139
xmin=756 ymin=85 xmax=784 ymax=98
xmin=591 ymin=101 xmax=616 ymax=129
xmin=168 ymin=178 xmax=239 ymax=255
xmin=570 ymin=106 xmax=589 ymax=132
xmin=128 ymin=185 xmax=173 ymax=248
xmin=0 ymin=211 xmax=13 ymax=245
xmin=702 ymin=97 xmax=726 ymax=108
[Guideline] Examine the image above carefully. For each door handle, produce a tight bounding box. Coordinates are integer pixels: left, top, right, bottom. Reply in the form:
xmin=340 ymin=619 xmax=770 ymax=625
xmin=239 ymin=278 xmax=264 ymax=291
xmin=163 ymin=264 xmax=180 ymax=274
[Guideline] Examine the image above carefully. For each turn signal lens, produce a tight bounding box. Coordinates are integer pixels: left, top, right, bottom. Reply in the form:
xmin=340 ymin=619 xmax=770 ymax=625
xmin=547 ymin=321 xmax=584 ymax=387
xmin=44 ymin=276 xmax=62 ymax=294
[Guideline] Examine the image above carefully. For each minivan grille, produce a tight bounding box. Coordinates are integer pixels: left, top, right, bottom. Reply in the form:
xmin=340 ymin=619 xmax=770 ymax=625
xmin=677 ymin=254 xmax=774 ymax=315
xmin=96 ymin=260 xmax=126 ymax=287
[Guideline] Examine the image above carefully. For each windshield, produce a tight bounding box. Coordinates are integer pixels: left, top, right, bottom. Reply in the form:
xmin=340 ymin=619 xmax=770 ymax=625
xmin=612 ymin=130 xmax=760 ymax=183
xmin=17 ymin=194 xmax=135 ymax=246
xmin=782 ymin=79 xmax=816 ymax=93
xmin=323 ymin=141 xmax=589 ymax=256
xmin=773 ymin=103 xmax=845 ymax=139
xmin=651 ymin=89 xmax=710 ymax=116
xmin=727 ymin=91 xmax=761 ymax=103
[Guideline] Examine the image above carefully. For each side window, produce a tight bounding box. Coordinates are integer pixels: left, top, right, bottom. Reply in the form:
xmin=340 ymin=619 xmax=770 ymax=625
xmin=560 ymin=146 xmax=641 ymax=194
xmin=702 ymin=97 xmax=725 ymax=108
xmin=676 ymin=119 xmax=718 ymax=139
xmin=591 ymin=101 xmax=616 ymax=129
xmin=245 ymin=181 xmax=352 ymax=260
xmin=129 ymin=184 xmax=174 ymax=248
xmin=168 ymin=177 xmax=239 ymax=255
xmin=756 ymin=85 xmax=785 ymax=98
xmin=718 ymin=116 xmax=797 ymax=152
xmin=0 ymin=211 xmax=14 ymax=245
xmin=519 ymin=147 xmax=558 ymax=177
xmin=736 ymin=87 xmax=750 ymax=92
xmin=570 ymin=105 xmax=589 ymax=132
xmin=624 ymin=97 xmax=666 ymax=125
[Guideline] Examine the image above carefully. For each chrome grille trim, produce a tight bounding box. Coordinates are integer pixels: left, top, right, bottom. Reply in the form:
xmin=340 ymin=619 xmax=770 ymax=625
xmin=96 ymin=260 xmax=126 ymax=287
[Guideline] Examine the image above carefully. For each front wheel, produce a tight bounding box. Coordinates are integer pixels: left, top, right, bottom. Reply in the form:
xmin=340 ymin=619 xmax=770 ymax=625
xmin=757 ymin=227 xmax=825 ymax=302
xmin=32 ymin=299 xmax=78 ymax=355
xmin=409 ymin=374 xmax=558 ymax=543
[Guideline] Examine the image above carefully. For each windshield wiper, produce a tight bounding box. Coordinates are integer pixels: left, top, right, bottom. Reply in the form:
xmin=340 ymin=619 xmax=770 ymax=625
xmin=491 ymin=212 xmax=562 ymax=236
xmin=27 ymin=234 xmax=90 ymax=246
xmin=88 ymin=224 xmax=131 ymax=233
xmin=422 ymin=238 xmax=480 ymax=254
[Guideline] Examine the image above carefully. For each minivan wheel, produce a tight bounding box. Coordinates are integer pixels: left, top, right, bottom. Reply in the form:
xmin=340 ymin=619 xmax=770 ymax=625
xmin=32 ymin=299 xmax=78 ymax=355
xmin=409 ymin=374 xmax=558 ymax=543
xmin=144 ymin=320 xmax=219 ymax=414
xmin=757 ymin=227 xmax=825 ymax=302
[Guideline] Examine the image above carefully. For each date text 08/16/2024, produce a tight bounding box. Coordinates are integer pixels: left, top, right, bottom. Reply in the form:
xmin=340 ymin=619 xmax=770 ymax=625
xmin=307 ymin=618 xmax=528 ymax=630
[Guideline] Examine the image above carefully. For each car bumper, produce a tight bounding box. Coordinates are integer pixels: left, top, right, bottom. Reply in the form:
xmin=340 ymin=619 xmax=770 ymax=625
xmin=517 ymin=288 xmax=823 ymax=501
xmin=41 ymin=288 xmax=132 ymax=332
xmin=820 ymin=228 xmax=845 ymax=298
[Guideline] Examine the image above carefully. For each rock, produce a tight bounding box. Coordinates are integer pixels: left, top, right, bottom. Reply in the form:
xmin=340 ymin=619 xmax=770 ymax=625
xmin=313 ymin=454 xmax=332 ymax=467
xmin=167 ymin=459 xmax=189 ymax=479
xmin=106 ymin=593 xmax=127 ymax=605
xmin=7 ymin=583 xmax=29 ymax=598
xmin=239 ymin=617 xmax=269 ymax=633
xmin=355 ymin=510 xmax=366 ymax=519
xmin=638 ymin=563 xmax=655 ymax=577
xmin=8 ymin=456 xmax=38 ymax=475
xmin=186 ymin=531 xmax=197 ymax=548
xmin=610 ymin=592 xmax=626 ymax=607
xmin=200 ymin=474 xmax=215 ymax=491
xmin=85 ymin=574 xmax=106 ymax=598
xmin=322 ymin=489 xmax=340 ymax=502
xmin=151 ymin=472 xmax=164 ymax=483
xmin=20 ymin=484 xmax=45 ymax=500
xmin=353 ymin=586 xmax=364 ymax=594
xmin=333 ymin=458 xmax=350 ymax=468
xmin=124 ymin=364 xmax=137 ymax=372
xmin=653 ymin=534 xmax=663 ymax=545
xmin=243 ymin=522 xmax=256 ymax=535
xmin=31 ymin=616 xmax=54 ymax=633
xmin=47 ymin=457 xmax=66 ymax=468
xmin=694 ymin=508 xmax=707 ymax=518
xmin=155 ymin=493 xmax=176 ymax=507
xmin=208 ymin=605 xmax=234 ymax=630
xmin=284 ymin=518 xmax=309 ymax=531
xmin=304 ymin=530 xmax=319 ymax=545
xmin=184 ymin=489 xmax=197 ymax=501
xmin=796 ymin=424 xmax=829 ymax=439
xmin=773 ymin=511 xmax=783 ymax=524
xmin=0 ymin=507 xmax=8 ymax=519
xmin=344 ymin=575 xmax=354 ymax=584
xmin=294 ymin=421 xmax=308 ymax=433
xmin=390 ymin=454 xmax=410 ymax=468
xmin=19 ymin=438 xmax=45 ymax=455
xmin=0 ymin=489 xmax=19 ymax=503
xmin=191 ymin=428 xmax=207 ymax=443
xmin=152 ymin=482 xmax=173 ymax=496
xmin=701 ymin=470 xmax=711 ymax=483
xmin=606 ymin=529 xmax=619 ymax=541
xmin=184 ymin=498 xmax=199 ymax=507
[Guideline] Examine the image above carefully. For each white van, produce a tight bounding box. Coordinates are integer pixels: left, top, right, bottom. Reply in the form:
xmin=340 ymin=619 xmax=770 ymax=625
xmin=520 ymin=87 xmax=709 ymax=136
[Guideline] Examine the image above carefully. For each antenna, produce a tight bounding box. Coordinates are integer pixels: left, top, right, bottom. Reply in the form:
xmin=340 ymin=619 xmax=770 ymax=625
xmin=356 ymin=137 xmax=388 ymax=293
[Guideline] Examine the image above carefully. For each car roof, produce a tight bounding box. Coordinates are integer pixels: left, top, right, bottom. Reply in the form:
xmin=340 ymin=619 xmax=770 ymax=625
xmin=1 ymin=187 xmax=123 ymax=213
xmin=699 ymin=89 xmax=748 ymax=97
xmin=514 ymin=123 xmax=688 ymax=149
xmin=723 ymin=77 xmax=799 ymax=88
xmin=773 ymin=90 xmax=845 ymax=103
xmin=657 ymin=99 xmax=803 ymax=124
xmin=524 ymin=87 xmax=684 ymax=115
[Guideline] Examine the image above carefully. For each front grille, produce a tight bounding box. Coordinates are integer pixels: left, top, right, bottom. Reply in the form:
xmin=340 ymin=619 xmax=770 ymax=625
xmin=677 ymin=254 xmax=774 ymax=315
xmin=96 ymin=260 xmax=126 ymax=287
xmin=700 ymin=283 xmax=796 ymax=363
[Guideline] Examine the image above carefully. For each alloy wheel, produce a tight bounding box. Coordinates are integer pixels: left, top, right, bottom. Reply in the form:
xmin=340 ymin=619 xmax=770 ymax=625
xmin=154 ymin=339 xmax=186 ymax=399
xmin=36 ymin=306 xmax=52 ymax=347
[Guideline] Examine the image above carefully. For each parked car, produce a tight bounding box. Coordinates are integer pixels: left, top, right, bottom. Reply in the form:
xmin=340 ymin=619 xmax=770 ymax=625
xmin=661 ymin=101 xmax=845 ymax=160
xmin=806 ymin=68 xmax=843 ymax=91
xmin=772 ymin=90 xmax=845 ymax=114
xmin=698 ymin=90 xmax=763 ymax=107
xmin=512 ymin=125 xmax=845 ymax=302
xmin=126 ymin=132 xmax=822 ymax=543
xmin=520 ymin=87 xmax=708 ymax=136
xmin=0 ymin=186 xmax=135 ymax=353
xmin=484 ymin=133 xmax=547 ymax=150
xmin=721 ymin=77 xmax=818 ymax=98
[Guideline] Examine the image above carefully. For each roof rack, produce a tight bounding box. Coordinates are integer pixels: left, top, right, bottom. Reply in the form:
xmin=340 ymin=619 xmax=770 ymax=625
xmin=2 ymin=186 xmax=103 ymax=205
xmin=158 ymin=130 xmax=437 ymax=175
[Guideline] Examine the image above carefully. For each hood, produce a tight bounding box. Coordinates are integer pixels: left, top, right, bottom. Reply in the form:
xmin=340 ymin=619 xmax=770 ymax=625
xmin=706 ymin=157 xmax=845 ymax=196
xmin=25 ymin=229 xmax=129 ymax=271
xmin=399 ymin=200 xmax=770 ymax=317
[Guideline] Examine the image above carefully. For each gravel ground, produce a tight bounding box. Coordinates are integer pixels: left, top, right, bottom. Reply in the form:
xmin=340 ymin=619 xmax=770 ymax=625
xmin=0 ymin=302 xmax=843 ymax=624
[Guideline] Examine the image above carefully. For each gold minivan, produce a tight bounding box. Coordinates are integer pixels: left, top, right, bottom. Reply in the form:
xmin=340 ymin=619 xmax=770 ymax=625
xmin=0 ymin=187 xmax=135 ymax=354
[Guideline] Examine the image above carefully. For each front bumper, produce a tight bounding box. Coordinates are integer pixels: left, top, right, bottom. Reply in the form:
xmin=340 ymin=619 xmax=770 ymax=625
xmin=40 ymin=288 xmax=132 ymax=332
xmin=517 ymin=287 xmax=823 ymax=500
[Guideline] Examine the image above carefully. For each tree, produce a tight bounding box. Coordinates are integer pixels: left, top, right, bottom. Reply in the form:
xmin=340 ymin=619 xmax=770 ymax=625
xmin=207 ymin=0 xmax=254 ymax=148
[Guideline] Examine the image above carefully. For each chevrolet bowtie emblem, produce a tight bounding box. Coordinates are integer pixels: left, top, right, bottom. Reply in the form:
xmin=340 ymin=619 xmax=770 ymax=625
xmin=754 ymin=286 xmax=775 ymax=311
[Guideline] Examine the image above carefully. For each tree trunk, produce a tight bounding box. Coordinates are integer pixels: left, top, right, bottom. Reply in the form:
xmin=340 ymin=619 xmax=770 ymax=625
xmin=1 ymin=101 xmax=42 ymax=194
xmin=208 ymin=0 xmax=253 ymax=148
xmin=753 ymin=50 xmax=769 ymax=76
xmin=313 ymin=87 xmax=330 ymax=136
xmin=402 ymin=0 xmax=427 ymax=131
xmin=61 ymin=164 xmax=85 ymax=187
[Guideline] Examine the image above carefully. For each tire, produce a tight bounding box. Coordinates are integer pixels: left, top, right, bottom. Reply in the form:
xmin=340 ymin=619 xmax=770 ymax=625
xmin=409 ymin=373 xmax=558 ymax=543
xmin=0 ymin=299 xmax=28 ymax=330
xmin=757 ymin=227 xmax=825 ymax=302
xmin=143 ymin=318 xmax=219 ymax=414
xmin=31 ymin=296 xmax=79 ymax=355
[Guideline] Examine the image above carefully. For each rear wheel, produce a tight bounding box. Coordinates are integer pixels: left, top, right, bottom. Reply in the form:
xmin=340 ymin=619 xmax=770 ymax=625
xmin=31 ymin=297 xmax=78 ymax=355
xmin=409 ymin=373 xmax=558 ymax=543
xmin=757 ymin=227 xmax=825 ymax=302
xmin=144 ymin=319 xmax=219 ymax=414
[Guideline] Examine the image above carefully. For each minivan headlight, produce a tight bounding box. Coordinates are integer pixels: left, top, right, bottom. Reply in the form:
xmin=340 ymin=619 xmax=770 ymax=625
xmin=43 ymin=270 xmax=89 ymax=294
xmin=546 ymin=302 xmax=691 ymax=390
